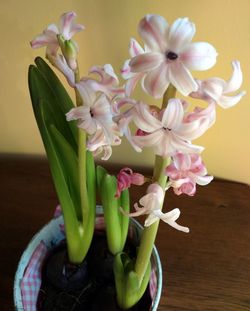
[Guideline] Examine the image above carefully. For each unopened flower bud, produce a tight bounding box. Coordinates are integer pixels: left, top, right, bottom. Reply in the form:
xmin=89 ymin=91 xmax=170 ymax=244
xmin=57 ymin=34 xmax=78 ymax=71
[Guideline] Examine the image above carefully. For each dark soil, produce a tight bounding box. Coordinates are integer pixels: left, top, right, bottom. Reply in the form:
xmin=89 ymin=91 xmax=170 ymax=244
xmin=37 ymin=233 xmax=152 ymax=310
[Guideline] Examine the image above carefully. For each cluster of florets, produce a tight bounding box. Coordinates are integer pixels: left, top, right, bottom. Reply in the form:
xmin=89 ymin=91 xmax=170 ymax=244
xmin=31 ymin=12 xmax=245 ymax=231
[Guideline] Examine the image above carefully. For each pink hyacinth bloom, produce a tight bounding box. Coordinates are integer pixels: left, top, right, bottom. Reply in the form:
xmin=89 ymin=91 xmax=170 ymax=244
xmin=132 ymin=99 xmax=211 ymax=157
xmin=87 ymin=64 xmax=125 ymax=98
xmin=127 ymin=15 xmax=217 ymax=98
xmin=66 ymin=81 xmax=114 ymax=135
xmin=166 ymin=153 xmax=213 ymax=196
xmin=31 ymin=12 xmax=84 ymax=72
xmin=87 ymin=127 xmax=121 ymax=160
xmin=66 ymin=81 xmax=122 ymax=160
xmin=115 ymin=167 xmax=145 ymax=198
xmin=31 ymin=11 xmax=84 ymax=56
xmin=190 ymin=60 xmax=246 ymax=108
xmin=124 ymin=183 xmax=189 ymax=232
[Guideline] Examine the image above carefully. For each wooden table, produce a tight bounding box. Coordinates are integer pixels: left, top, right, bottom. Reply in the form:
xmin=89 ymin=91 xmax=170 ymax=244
xmin=1 ymin=155 xmax=250 ymax=311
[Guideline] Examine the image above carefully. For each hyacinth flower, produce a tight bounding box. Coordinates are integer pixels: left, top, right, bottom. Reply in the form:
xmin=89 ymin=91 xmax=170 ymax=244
xmin=124 ymin=15 xmax=217 ymax=98
xmin=190 ymin=60 xmax=246 ymax=108
xmin=31 ymin=11 xmax=84 ymax=84
xmin=122 ymin=183 xmax=189 ymax=231
xmin=115 ymin=167 xmax=146 ymax=198
xmin=166 ymin=153 xmax=213 ymax=196
xmin=131 ymin=99 xmax=211 ymax=156
xmin=29 ymin=11 xmax=245 ymax=310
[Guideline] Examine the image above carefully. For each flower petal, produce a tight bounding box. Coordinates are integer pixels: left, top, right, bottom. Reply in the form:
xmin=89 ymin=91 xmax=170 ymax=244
xmin=138 ymin=14 xmax=168 ymax=52
xmin=130 ymin=53 xmax=164 ymax=73
xmin=142 ymin=64 xmax=169 ymax=98
xmin=152 ymin=209 xmax=190 ymax=232
xmin=76 ymin=80 xmax=96 ymax=106
xmin=177 ymin=117 xmax=210 ymax=141
xmin=51 ymin=54 xmax=75 ymax=87
xmin=218 ymin=91 xmax=246 ymax=109
xmin=133 ymin=102 xmax=163 ymax=132
xmin=173 ymin=153 xmax=192 ymax=171
xmin=30 ymin=26 xmax=58 ymax=50
xmin=129 ymin=38 xmax=145 ymax=57
xmin=144 ymin=213 xmax=159 ymax=227
xmin=133 ymin=130 xmax=164 ymax=150
xmin=168 ymin=62 xmax=198 ymax=96
xmin=59 ymin=11 xmax=84 ymax=39
xmin=223 ymin=60 xmax=243 ymax=94
xmin=161 ymin=98 xmax=184 ymax=129
xmin=170 ymin=134 xmax=204 ymax=154
xmin=125 ymin=73 xmax=144 ymax=96
xmin=168 ymin=18 xmax=196 ymax=53
xmin=181 ymin=42 xmax=217 ymax=71
xmin=195 ymin=174 xmax=213 ymax=185
xmin=92 ymin=94 xmax=112 ymax=122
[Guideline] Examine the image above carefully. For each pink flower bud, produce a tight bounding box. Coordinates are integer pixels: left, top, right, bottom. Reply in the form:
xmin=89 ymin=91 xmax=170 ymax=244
xmin=115 ymin=167 xmax=145 ymax=198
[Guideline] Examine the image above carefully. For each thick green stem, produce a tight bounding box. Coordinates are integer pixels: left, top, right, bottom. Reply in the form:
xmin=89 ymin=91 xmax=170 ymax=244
xmin=78 ymin=130 xmax=89 ymax=225
xmin=74 ymin=66 xmax=89 ymax=226
xmin=134 ymin=84 xmax=176 ymax=284
xmin=66 ymin=64 xmax=91 ymax=263
xmin=162 ymin=84 xmax=176 ymax=109
xmin=134 ymin=156 xmax=170 ymax=283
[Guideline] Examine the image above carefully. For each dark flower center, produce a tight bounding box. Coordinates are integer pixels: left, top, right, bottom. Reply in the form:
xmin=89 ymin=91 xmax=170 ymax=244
xmin=166 ymin=51 xmax=178 ymax=60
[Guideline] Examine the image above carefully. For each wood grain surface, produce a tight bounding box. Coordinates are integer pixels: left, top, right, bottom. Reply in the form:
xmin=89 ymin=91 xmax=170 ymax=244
xmin=0 ymin=155 xmax=249 ymax=311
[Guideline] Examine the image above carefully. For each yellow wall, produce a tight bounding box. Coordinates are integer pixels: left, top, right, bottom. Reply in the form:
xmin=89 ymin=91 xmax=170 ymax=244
xmin=1 ymin=0 xmax=250 ymax=184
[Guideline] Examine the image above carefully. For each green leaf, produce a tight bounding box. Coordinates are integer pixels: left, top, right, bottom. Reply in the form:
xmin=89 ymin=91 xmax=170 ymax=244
xmin=38 ymin=100 xmax=83 ymax=262
xmin=83 ymin=150 xmax=96 ymax=251
xmin=34 ymin=57 xmax=78 ymax=148
xmin=114 ymin=252 xmax=151 ymax=310
xmin=120 ymin=189 xmax=130 ymax=251
xmin=101 ymin=174 xmax=122 ymax=254
xmin=28 ymin=64 xmax=77 ymax=154
xmin=49 ymin=125 xmax=81 ymax=220
xmin=96 ymin=165 xmax=108 ymax=191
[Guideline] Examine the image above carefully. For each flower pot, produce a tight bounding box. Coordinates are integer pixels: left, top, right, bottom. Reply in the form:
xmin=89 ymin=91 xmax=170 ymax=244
xmin=14 ymin=206 xmax=162 ymax=310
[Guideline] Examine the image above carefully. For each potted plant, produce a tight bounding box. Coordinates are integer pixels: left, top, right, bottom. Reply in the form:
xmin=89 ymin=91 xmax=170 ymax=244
xmin=14 ymin=11 xmax=245 ymax=310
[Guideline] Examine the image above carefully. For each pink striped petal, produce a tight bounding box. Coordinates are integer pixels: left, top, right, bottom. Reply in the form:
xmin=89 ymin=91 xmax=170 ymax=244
xmin=129 ymin=53 xmax=164 ymax=73
xmin=223 ymin=60 xmax=243 ymax=94
xmin=181 ymin=42 xmax=217 ymax=71
xmin=59 ymin=11 xmax=85 ymax=39
xmin=30 ymin=27 xmax=58 ymax=49
xmin=142 ymin=64 xmax=169 ymax=98
xmin=168 ymin=18 xmax=196 ymax=53
xmin=177 ymin=117 xmax=210 ymax=141
xmin=218 ymin=92 xmax=246 ymax=109
xmin=170 ymin=134 xmax=204 ymax=154
xmin=173 ymin=153 xmax=192 ymax=171
xmin=138 ymin=14 xmax=168 ymax=52
xmin=125 ymin=73 xmax=144 ymax=96
xmin=129 ymin=38 xmax=145 ymax=57
xmin=168 ymin=62 xmax=198 ymax=96
xmin=161 ymin=99 xmax=184 ymax=130
xmin=134 ymin=130 xmax=164 ymax=149
xmin=51 ymin=54 xmax=75 ymax=86
xmin=76 ymin=80 xmax=96 ymax=106
xmin=133 ymin=102 xmax=162 ymax=132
